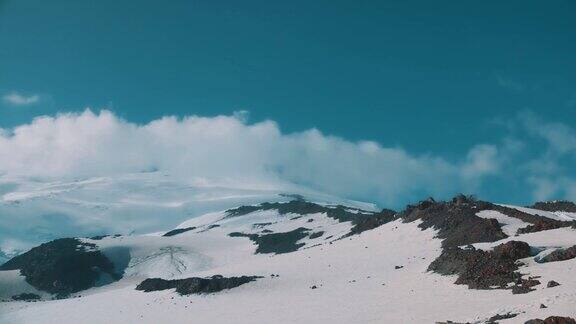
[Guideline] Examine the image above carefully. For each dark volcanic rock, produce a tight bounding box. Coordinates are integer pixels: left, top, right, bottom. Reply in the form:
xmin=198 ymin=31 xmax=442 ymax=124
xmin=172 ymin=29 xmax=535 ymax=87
xmin=428 ymin=241 xmax=532 ymax=290
xmin=309 ymin=231 xmax=324 ymax=239
xmin=11 ymin=293 xmax=41 ymax=301
xmin=531 ymin=201 xmax=576 ymax=213
xmin=517 ymin=220 xmax=575 ymax=235
xmin=488 ymin=312 xmax=518 ymax=322
xmin=539 ymin=246 xmax=576 ymax=263
xmin=163 ymin=227 xmax=197 ymax=237
xmin=136 ymin=275 xmax=260 ymax=295
xmin=525 ymin=316 xmax=576 ymax=324
xmin=0 ymin=238 xmax=120 ymax=296
xmin=547 ymin=280 xmax=561 ymax=288
xmin=400 ymin=195 xmax=507 ymax=247
xmin=226 ymin=199 xmax=396 ymax=237
xmin=229 ymin=228 xmax=310 ymax=254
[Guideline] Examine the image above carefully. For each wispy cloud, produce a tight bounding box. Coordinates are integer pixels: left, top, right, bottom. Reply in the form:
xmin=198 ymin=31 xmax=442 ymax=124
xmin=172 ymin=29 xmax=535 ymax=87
xmin=2 ymin=91 xmax=40 ymax=106
xmin=495 ymin=73 xmax=525 ymax=92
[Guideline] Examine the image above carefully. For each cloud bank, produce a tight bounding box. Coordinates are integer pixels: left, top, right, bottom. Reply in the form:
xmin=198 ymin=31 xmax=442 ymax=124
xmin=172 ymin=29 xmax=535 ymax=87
xmin=0 ymin=109 xmax=508 ymax=206
xmin=0 ymin=109 xmax=575 ymax=207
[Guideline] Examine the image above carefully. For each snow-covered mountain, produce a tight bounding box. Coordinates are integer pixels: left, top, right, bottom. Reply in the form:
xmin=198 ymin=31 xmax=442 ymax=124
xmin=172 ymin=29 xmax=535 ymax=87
xmin=0 ymin=172 xmax=375 ymax=259
xmin=1 ymin=189 xmax=576 ymax=323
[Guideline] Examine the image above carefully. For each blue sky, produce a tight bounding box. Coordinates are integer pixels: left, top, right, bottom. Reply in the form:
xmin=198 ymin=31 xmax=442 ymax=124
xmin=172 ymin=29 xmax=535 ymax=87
xmin=0 ymin=0 xmax=575 ymax=207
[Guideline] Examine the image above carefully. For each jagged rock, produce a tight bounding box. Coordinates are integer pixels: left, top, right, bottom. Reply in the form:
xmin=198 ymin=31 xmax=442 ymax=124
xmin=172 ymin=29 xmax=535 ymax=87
xmin=0 ymin=238 xmax=119 ymax=295
xmin=531 ymin=201 xmax=576 ymax=213
xmin=428 ymin=241 xmax=533 ymax=290
xmin=163 ymin=226 xmax=197 ymax=237
xmin=547 ymin=280 xmax=561 ymax=288
xmin=136 ymin=275 xmax=261 ymax=295
xmin=540 ymin=304 xmax=548 ymax=308
xmin=400 ymin=196 xmax=507 ymax=248
xmin=512 ymin=278 xmax=541 ymax=294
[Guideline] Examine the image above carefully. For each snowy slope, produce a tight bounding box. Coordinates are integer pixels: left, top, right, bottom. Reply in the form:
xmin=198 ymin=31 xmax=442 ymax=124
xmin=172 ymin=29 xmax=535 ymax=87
xmin=1 ymin=196 xmax=576 ymax=324
xmin=0 ymin=172 xmax=375 ymax=259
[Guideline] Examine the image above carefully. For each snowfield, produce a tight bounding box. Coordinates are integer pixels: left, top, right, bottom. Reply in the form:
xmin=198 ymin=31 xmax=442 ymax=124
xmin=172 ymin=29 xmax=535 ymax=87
xmin=0 ymin=172 xmax=375 ymax=258
xmin=1 ymin=196 xmax=576 ymax=323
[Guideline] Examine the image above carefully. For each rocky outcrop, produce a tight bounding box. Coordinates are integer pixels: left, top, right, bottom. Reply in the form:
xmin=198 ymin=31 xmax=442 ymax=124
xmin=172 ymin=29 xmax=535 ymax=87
xmin=517 ymin=219 xmax=575 ymax=235
xmin=136 ymin=275 xmax=261 ymax=295
xmin=539 ymin=246 xmax=576 ymax=263
xmin=428 ymin=241 xmax=532 ymax=290
xmin=226 ymin=199 xmax=396 ymax=237
xmin=531 ymin=201 xmax=576 ymax=213
xmin=229 ymin=228 xmax=310 ymax=254
xmin=400 ymin=195 xmax=507 ymax=247
xmin=0 ymin=238 xmax=120 ymax=297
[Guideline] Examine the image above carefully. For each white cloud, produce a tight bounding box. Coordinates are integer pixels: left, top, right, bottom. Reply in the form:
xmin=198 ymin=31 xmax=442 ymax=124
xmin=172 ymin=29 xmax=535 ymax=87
xmin=2 ymin=91 xmax=40 ymax=106
xmin=0 ymin=109 xmax=501 ymax=206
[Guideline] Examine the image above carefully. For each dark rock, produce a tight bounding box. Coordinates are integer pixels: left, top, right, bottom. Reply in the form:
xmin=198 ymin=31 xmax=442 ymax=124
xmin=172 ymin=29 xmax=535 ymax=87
xmin=394 ymin=265 xmax=404 ymax=269
xmin=512 ymin=278 xmax=540 ymax=294
xmin=428 ymin=241 xmax=534 ymax=290
xmin=547 ymin=280 xmax=561 ymax=288
xmin=11 ymin=293 xmax=41 ymax=301
xmin=488 ymin=312 xmax=518 ymax=322
xmin=229 ymin=228 xmax=310 ymax=254
xmin=531 ymin=201 xmax=576 ymax=213
xmin=136 ymin=275 xmax=261 ymax=295
xmin=525 ymin=316 xmax=576 ymax=324
xmin=517 ymin=220 xmax=575 ymax=235
xmin=540 ymin=304 xmax=548 ymax=308
xmin=310 ymin=285 xmax=318 ymax=289
xmin=539 ymin=246 xmax=576 ymax=263
xmin=493 ymin=241 xmax=532 ymax=260
xmin=89 ymin=234 xmax=121 ymax=240
xmin=252 ymin=222 xmax=272 ymax=228
xmin=163 ymin=227 xmax=196 ymax=237
xmin=0 ymin=238 xmax=120 ymax=295
xmin=226 ymin=199 xmax=396 ymax=238
xmin=309 ymin=231 xmax=324 ymax=239
xmin=400 ymin=195 xmax=507 ymax=248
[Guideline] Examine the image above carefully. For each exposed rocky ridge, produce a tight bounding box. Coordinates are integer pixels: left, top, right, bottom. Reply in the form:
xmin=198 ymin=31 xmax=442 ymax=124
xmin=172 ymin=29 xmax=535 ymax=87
xmin=229 ymin=227 xmax=310 ymax=254
xmin=530 ymin=201 xmax=576 ymax=213
xmin=135 ymin=275 xmax=261 ymax=295
xmin=401 ymin=195 xmax=556 ymax=293
xmin=539 ymin=245 xmax=576 ymax=263
xmin=517 ymin=219 xmax=576 ymax=235
xmin=428 ymin=241 xmax=534 ymax=291
xmin=226 ymin=199 xmax=396 ymax=237
xmin=0 ymin=238 xmax=120 ymax=297
xmin=400 ymin=195 xmax=508 ymax=248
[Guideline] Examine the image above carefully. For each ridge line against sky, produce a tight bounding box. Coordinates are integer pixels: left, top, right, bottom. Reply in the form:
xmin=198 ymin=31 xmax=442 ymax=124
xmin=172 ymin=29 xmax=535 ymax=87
xmin=0 ymin=109 xmax=575 ymax=208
